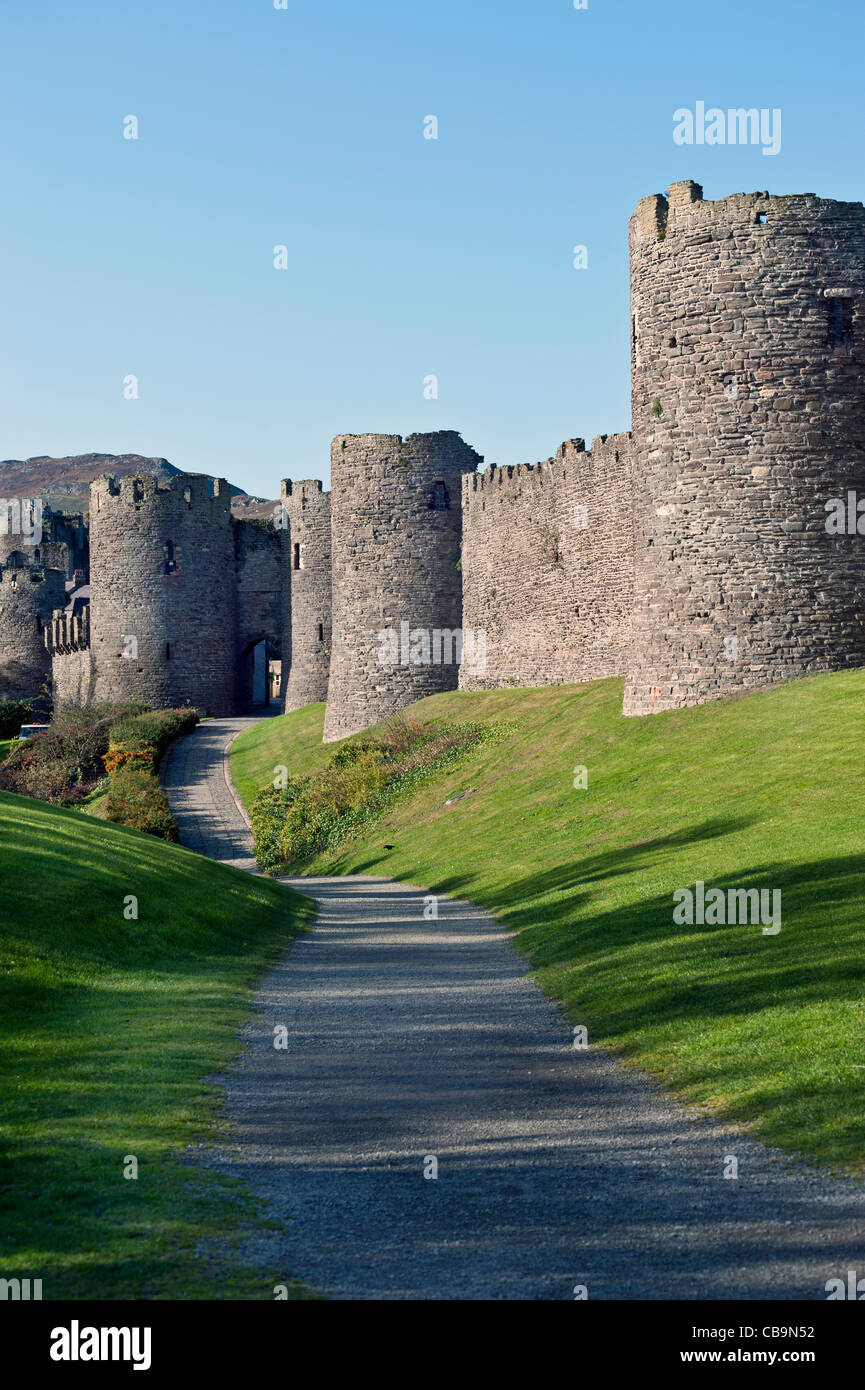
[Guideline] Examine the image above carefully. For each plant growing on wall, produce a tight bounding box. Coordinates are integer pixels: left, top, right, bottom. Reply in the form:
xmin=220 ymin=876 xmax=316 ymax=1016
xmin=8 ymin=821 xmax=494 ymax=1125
xmin=534 ymin=520 xmax=562 ymax=566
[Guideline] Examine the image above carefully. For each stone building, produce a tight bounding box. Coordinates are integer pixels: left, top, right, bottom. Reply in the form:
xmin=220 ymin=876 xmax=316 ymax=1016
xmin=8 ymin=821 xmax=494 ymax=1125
xmin=0 ymin=563 xmax=66 ymax=706
xmin=88 ymin=473 xmax=238 ymax=715
xmin=281 ymin=479 xmax=332 ymax=711
xmin=460 ymin=434 xmax=634 ymax=691
xmin=624 ymin=180 xmax=865 ymax=714
xmin=323 ymin=431 xmax=482 ymax=742
xmin=1 ymin=178 xmax=862 ymax=736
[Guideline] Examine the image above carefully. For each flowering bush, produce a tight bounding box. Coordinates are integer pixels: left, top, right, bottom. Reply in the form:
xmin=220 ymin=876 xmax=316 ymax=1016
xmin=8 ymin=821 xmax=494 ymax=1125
xmin=102 ymin=742 xmax=158 ymax=775
xmin=105 ymin=768 xmax=179 ymax=840
xmin=106 ymin=707 xmax=199 ymax=774
xmin=0 ymin=703 xmax=198 ymax=821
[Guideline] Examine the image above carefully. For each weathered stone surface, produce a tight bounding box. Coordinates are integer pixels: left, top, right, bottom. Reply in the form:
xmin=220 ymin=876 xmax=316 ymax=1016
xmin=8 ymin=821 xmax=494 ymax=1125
xmin=625 ymin=182 xmax=865 ymax=714
xmin=281 ymin=479 xmax=331 ymax=711
xmin=460 ymin=434 xmax=634 ymax=690
xmin=89 ymin=473 xmax=237 ymax=715
xmin=0 ymin=564 xmax=66 ymax=705
xmin=324 ymin=432 xmax=481 ymax=742
xmin=3 ymin=179 xmax=863 ymax=733
xmin=234 ymin=517 xmax=288 ymax=708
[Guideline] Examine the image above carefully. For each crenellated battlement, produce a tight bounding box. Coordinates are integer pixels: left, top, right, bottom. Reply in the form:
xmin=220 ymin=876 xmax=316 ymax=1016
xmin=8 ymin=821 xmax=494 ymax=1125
xmin=281 ymin=478 xmax=324 ymax=500
xmin=459 ymin=430 xmax=635 ymax=692
xmin=630 ymin=180 xmax=865 ymax=253
xmin=462 ymin=433 xmax=632 ymax=505
xmin=44 ymin=605 xmax=90 ymax=654
xmin=91 ymin=471 xmax=232 ymax=519
xmin=627 ymin=178 xmax=865 ymax=714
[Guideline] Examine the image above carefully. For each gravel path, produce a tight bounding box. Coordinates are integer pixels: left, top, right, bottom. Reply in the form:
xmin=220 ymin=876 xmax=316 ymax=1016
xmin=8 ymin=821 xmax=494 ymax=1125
xmin=164 ymin=717 xmax=865 ymax=1301
xmin=162 ymin=715 xmax=259 ymax=871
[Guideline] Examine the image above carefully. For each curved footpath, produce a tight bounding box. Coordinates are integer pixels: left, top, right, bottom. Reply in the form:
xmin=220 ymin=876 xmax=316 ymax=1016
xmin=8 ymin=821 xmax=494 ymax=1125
xmin=163 ymin=717 xmax=865 ymax=1301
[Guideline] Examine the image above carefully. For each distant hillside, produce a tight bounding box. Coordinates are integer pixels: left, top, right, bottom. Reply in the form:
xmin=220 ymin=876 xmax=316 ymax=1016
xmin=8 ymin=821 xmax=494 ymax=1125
xmin=0 ymin=452 xmax=275 ymax=517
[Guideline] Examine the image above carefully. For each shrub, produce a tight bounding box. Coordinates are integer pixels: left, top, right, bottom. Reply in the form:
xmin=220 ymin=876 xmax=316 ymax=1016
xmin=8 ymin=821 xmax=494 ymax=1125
xmin=0 ymin=701 xmax=32 ymax=739
xmin=250 ymin=717 xmax=512 ymax=871
xmin=281 ymin=753 xmax=388 ymax=863
xmin=250 ymin=780 xmax=309 ymax=873
xmin=327 ymin=740 xmax=376 ymax=770
xmin=105 ymin=707 xmax=199 ymax=774
xmin=0 ymin=702 xmax=196 ymax=812
xmin=0 ymin=743 xmax=76 ymax=803
xmin=105 ymin=768 xmax=179 ymax=840
xmin=102 ymin=744 xmax=157 ymax=775
xmin=49 ymin=707 xmax=117 ymax=773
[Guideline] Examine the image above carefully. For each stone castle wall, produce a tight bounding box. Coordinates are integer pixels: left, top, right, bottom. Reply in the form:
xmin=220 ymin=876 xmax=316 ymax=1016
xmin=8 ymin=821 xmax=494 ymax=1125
xmin=323 ymin=431 xmax=482 ymax=741
xmin=4 ymin=179 xmax=864 ymax=733
xmin=46 ymin=608 xmax=94 ymax=709
xmin=51 ymin=646 xmax=94 ymax=707
xmin=460 ymin=433 xmax=634 ymax=690
xmin=0 ymin=564 xmax=66 ymax=705
xmin=281 ymin=479 xmax=332 ymax=711
xmin=40 ymin=508 xmax=89 ymax=580
xmin=625 ymin=180 xmax=865 ymax=714
xmin=89 ymin=473 xmax=237 ymax=715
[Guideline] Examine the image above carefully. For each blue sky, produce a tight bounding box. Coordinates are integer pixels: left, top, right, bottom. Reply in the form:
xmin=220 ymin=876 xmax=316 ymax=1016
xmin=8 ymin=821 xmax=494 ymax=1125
xmin=1 ymin=0 xmax=861 ymax=496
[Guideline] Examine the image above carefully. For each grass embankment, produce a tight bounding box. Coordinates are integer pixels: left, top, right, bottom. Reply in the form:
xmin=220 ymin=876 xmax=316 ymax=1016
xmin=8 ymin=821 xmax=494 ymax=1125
xmin=231 ymin=671 xmax=865 ymax=1172
xmin=0 ymin=792 xmax=316 ymax=1299
xmin=231 ymin=702 xmax=327 ymax=807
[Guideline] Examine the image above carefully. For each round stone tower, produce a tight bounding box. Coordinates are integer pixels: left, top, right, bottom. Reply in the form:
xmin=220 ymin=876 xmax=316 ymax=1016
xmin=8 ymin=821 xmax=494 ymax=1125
xmin=324 ymin=431 xmax=482 ymax=742
xmin=280 ymin=479 xmax=332 ymax=711
xmin=0 ymin=561 xmax=66 ymax=706
xmin=89 ymin=473 xmax=236 ymax=715
xmin=625 ymin=180 xmax=865 ymax=715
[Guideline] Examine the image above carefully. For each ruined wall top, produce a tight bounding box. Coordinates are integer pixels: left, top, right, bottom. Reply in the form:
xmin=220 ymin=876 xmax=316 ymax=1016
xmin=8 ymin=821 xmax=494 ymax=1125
xmin=90 ymin=471 xmax=233 ymax=520
xmin=630 ymin=179 xmax=865 ymax=252
xmin=462 ymin=433 xmax=633 ymax=500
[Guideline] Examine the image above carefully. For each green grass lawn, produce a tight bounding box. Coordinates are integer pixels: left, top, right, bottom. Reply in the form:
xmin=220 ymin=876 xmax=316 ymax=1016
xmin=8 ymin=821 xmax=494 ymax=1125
xmin=232 ymin=671 xmax=865 ymax=1172
xmin=0 ymin=791 xmax=316 ymax=1300
xmin=231 ymin=702 xmax=327 ymax=807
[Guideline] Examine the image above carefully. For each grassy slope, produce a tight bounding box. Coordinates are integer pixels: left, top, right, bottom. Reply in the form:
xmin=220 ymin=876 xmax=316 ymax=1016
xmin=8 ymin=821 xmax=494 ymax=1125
xmin=231 ymin=701 xmax=327 ymax=806
xmin=232 ymin=671 xmax=865 ymax=1171
xmin=0 ymin=791 xmax=316 ymax=1299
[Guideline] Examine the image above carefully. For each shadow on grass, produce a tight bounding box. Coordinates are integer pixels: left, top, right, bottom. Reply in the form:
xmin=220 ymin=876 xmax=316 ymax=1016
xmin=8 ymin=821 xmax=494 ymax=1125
xmin=340 ymin=817 xmax=865 ymax=1040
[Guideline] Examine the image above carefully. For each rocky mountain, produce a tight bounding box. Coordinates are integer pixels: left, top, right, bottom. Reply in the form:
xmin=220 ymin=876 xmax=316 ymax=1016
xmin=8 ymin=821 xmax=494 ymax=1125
xmin=0 ymin=452 xmax=276 ymax=517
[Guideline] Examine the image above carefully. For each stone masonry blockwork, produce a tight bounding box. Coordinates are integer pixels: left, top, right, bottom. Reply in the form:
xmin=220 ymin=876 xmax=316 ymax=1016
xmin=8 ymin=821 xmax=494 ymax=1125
xmin=324 ymin=432 xmax=482 ymax=741
xmin=281 ymin=479 xmax=332 ymax=711
xmin=0 ymin=564 xmax=66 ymax=704
xmin=625 ymin=181 xmax=865 ymax=714
xmin=460 ymin=434 xmax=634 ymax=690
xmin=89 ymin=473 xmax=237 ymax=715
xmin=3 ymin=179 xmax=863 ymax=734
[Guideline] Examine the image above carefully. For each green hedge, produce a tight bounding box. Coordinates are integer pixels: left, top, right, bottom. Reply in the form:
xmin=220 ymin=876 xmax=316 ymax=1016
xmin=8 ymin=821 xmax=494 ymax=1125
xmin=0 ymin=701 xmax=32 ymax=739
xmin=106 ymin=707 xmax=199 ymax=773
xmin=250 ymin=718 xmax=511 ymax=873
xmin=0 ymin=705 xmax=197 ymax=832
